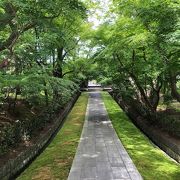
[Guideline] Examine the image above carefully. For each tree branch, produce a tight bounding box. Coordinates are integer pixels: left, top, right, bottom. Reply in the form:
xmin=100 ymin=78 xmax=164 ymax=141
xmin=62 ymin=70 xmax=74 ymax=77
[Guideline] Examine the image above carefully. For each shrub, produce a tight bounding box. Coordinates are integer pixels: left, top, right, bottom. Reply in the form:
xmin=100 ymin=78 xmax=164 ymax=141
xmin=0 ymin=72 xmax=80 ymax=155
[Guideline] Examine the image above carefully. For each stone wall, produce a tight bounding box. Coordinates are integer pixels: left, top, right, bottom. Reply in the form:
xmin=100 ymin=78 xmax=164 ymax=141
xmin=111 ymin=93 xmax=180 ymax=163
xmin=0 ymin=92 xmax=80 ymax=180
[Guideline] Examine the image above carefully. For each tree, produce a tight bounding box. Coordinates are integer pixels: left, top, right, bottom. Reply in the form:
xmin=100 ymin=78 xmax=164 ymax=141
xmin=91 ymin=0 xmax=180 ymax=114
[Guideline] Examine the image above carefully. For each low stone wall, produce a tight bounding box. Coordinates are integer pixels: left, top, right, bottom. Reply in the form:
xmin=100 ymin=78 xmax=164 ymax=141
xmin=111 ymin=93 xmax=180 ymax=163
xmin=0 ymin=92 xmax=81 ymax=180
xmin=137 ymin=119 xmax=180 ymax=162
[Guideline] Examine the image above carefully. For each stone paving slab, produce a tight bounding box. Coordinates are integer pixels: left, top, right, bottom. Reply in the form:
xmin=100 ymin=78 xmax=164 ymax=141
xmin=68 ymin=92 xmax=143 ymax=180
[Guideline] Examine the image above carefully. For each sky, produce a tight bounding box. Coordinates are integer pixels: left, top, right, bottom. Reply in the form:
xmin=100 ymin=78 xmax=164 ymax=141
xmin=78 ymin=0 xmax=113 ymax=58
xmin=87 ymin=0 xmax=112 ymax=29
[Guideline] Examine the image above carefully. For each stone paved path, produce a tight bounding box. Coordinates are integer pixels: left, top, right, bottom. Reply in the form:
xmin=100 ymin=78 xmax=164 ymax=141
xmin=68 ymin=92 xmax=142 ymax=180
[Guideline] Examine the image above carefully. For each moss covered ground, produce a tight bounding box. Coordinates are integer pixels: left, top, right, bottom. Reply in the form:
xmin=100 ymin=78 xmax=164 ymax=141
xmin=17 ymin=93 xmax=88 ymax=180
xmin=102 ymin=92 xmax=180 ymax=180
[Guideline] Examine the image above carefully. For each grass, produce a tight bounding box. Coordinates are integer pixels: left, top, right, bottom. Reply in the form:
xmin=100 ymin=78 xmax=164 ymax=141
xmin=101 ymin=92 xmax=180 ymax=180
xmin=17 ymin=92 xmax=89 ymax=180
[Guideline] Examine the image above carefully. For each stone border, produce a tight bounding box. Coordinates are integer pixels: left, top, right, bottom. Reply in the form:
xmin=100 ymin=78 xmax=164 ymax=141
xmin=111 ymin=93 xmax=180 ymax=163
xmin=0 ymin=92 xmax=81 ymax=180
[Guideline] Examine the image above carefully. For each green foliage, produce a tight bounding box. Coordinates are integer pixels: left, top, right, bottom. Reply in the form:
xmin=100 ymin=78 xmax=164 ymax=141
xmin=0 ymin=121 xmax=21 ymax=154
xmin=0 ymin=0 xmax=89 ymax=155
xmin=91 ymin=0 xmax=180 ymax=113
xmin=0 ymin=73 xmax=79 ymax=154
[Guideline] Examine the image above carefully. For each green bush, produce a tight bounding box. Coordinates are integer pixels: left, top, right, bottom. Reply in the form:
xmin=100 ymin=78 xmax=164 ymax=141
xmin=0 ymin=72 xmax=80 ymax=155
xmin=0 ymin=121 xmax=22 ymax=154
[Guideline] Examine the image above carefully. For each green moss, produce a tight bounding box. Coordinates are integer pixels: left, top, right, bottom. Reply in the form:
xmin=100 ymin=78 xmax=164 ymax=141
xmin=17 ymin=93 xmax=89 ymax=180
xmin=101 ymin=92 xmax=180 ymax=180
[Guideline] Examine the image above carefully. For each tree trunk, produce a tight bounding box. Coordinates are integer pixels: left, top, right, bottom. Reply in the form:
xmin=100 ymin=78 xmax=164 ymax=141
xmin=129 ymin=73 xmax=155 ymax=112
xmin=43 ymin=81 xmax=49 ymax=106
xmin=149 ymin=89 xmax=160 ymax=111
xmin=53 ymin=47 xmax=63 ymax=78
xmin=169 ymin=74 xmax=180 ymax=102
